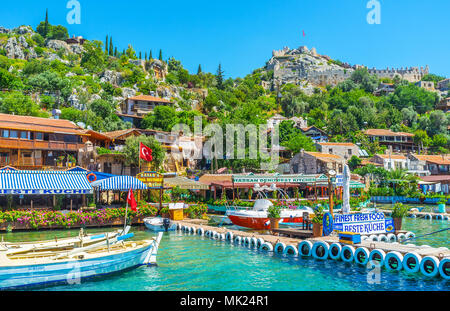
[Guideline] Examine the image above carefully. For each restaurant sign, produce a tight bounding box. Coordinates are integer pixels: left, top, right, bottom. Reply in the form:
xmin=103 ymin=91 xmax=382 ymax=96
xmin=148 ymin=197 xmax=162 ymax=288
xmin=333 ymin=213 xmax=395 ymax=235
xmin=0 ymin=189 xmax=92 ymax=195
xmin=232 ymin=174 xmax=329 ymax=184
xmin=137 ymin=171 xmax=164 ymax=188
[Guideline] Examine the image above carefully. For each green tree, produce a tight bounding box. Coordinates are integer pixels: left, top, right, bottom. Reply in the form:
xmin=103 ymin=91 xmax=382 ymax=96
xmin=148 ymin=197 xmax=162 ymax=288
xmin=81 ymin=40 xmax=106 ymax=73
xmin=197 ymin=64 xmax=202 ymax=75
xmin=0 ymin=92 xmax=46 ymax=117
xmin=158 ymin=49 xmax=163 ymax=61
xmin=142 ymin=106 xmax=178 ymax=132
xmin=348 ymin=156 xmax=362 ymax=170
xmin=122 ymin=136 xmax=165 ymax=170
xmin=109 ymin=37 xmax=113 ymax=56
xmin=216 ymin=63 xmax=224 ymax=90
xmin=413 ymin=129 xmax=430 ymax=154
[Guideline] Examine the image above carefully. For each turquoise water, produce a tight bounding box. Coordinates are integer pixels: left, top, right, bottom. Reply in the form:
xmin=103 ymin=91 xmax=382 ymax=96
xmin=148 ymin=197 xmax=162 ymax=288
xmin=1 ymin=218 xmax=449 ymax=291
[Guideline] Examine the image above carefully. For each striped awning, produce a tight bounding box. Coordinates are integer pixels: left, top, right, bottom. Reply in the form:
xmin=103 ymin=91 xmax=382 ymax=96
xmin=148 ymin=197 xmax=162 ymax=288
xmin=91 ymin=176 xmax=149 ymax=191
xmin=0 ymin=171 xmax=93 ymax=195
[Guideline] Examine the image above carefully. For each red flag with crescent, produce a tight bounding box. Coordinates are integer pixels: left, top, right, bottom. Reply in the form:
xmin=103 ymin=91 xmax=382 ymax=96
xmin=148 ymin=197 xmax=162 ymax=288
xmin=139 ymin=142 xmax=153 ymax=162
xmin=127 ymin=188 xmax=138 ymax=212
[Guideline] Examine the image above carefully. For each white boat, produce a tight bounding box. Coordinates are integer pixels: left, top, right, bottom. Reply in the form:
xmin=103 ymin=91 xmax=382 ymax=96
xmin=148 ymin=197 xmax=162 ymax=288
xmin=143 ymin=217 xmax=177 ymax=232
xmin=0 ymin=227 xmax=130 ymax=254
xmin=0 ymin=232 xmax=163 ymax=290
xmin=226 ymin=199 xmax=314 ymax=230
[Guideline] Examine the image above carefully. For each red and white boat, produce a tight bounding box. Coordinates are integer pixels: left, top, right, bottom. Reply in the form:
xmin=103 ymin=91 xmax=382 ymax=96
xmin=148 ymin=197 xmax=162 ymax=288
xmin=226 ymin=199 xmax=313 ymax=230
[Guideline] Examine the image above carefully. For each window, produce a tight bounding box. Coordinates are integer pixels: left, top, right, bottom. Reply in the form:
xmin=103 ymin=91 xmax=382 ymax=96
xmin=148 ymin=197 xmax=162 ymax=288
xmin=20 ymin=131 xmax=30 ymax=140
xmin=328 ymin=148 xmax=333 ymax=154
xmin=348 ymin=149 xmax=352 ymax=155
xmin=35 ymin=132 xmax=43 ymax=140
xmin=2 ymin=130 xmax=8 ymax=138
xmin=9 ymin=131 xmax=18 ymax=138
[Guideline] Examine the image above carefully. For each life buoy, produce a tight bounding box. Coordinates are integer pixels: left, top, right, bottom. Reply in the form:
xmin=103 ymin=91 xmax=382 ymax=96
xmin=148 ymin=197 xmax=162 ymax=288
xmin=385 ymin=251 xmax=403 ymax=271
xmin=368 ymin=249 xmax=386 ymax=267
xmin=250 ymin=237 xmax=258 ymax=248
xmin=189 ymin=227 xmax=195 ymax=233
xmin=425 ymin=214 xmax=432 ymax=220
xmin=181 ymin=225 xmax=186 ymax=232
xmin=402 ymin=252 xmax=422 ymax=273
xmin=378 ymin=234 xmax=388 ymax=242
xmin=260 ymin=242 xmax=273 ymax=252
xmin=361 ymin=235 xmax=369 ymax=241
xmin=386 ymin=233 xmax=397 ymax=243
xmin=420 ymin=256 xmax=440 ymax=277
xmin=244 ymin=237 xmax=251 ymax=247
xmin=312 ymin=241 xmax=329 ymax=260
xmin=396 ymin=233 xmax=406 ymax=242
xmin=444 ymin=216 xmax=449 ymax=221
xmin=329 ymin=243 xmax=342 ymax=260
xmin=176 ymin=223 xmax=181 ymax=230
xmin=283 ymin=245 xmax=298 ymax=256
xmin=354 ymin=247 xmax=370 ymax=265
xmin=212 ymin=231 xmax=219 ymax=239
xmin=341 ymin=245 xmax=355 ymax=263
xmin=197 ymin=228 xmax=204 ymax=236
xmin=405 ymin=232 xmax=415 ymax=239
xmin=274 ymin=242 xmax=286 ymax=254
xmin=205 ymin=230 xmax=211 ymax=237
xmin=369 ymin=235 xmax=379 ymax=242
xmin=438 ymin=257 xmax=450 ymax=280
xmin=409 ymin=214 xmax=417 ymax=218
xmin=234 ymin=236 xmax=242 ymax=244
xmin=435 ymin=215 xmax=443 ymax=220
xmin=225 ymin=232 xmax=233 ymax=241
xmin=87 ymin=172 xmax=97 ymax=182
xmin=220 ymin=233 xmax=226 ymax=240
xmin=256 ymin=238 xmax=265 ymax=249
xmin=298 ymin=241 xmax=313 ymax=257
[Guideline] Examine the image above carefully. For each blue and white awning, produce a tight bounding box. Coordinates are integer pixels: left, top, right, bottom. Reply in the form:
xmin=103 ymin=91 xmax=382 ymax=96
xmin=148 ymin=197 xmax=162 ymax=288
xmin=90 ymin=176 xmax=148 ymax=191
xmin=0 ymin=171 xmax=93 ymax=195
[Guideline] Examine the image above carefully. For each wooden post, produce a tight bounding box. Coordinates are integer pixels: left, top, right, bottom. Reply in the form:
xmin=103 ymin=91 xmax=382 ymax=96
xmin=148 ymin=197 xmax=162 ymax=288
xmin=82 ymin=194 xmax=86 ymax=207
xmin=30 ymin=199 xmax=33 ymax=210
xmin=70 ymin=199 xmax=73 ymax=212
xmin=53 ymin=195 xmax=56 ymax=208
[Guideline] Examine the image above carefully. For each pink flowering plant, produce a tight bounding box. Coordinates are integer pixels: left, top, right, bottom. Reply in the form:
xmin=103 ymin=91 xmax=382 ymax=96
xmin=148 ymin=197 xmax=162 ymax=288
xmin=0 ymin=202 xmax=157 ymax=230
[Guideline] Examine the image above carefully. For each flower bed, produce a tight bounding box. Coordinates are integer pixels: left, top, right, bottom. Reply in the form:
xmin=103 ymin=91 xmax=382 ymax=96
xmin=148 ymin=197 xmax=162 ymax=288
xmin=0 ymin=203 xmax=158 ymax=231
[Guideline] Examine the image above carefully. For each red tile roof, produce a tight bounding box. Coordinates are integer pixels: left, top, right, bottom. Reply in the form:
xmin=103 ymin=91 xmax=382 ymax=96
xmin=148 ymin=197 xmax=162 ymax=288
xmin=0 ymin=113 xmax=85 ymax=135
xmin=364 ymin=129 xmax=414 ymax=137
xmin=127 ymin=95 xmax=172 ymax=104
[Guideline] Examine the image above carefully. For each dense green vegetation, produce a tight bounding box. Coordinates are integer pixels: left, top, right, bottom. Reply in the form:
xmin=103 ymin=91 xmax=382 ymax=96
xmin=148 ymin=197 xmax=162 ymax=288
xmin=0 ymin=12 xmax=448 ymax=173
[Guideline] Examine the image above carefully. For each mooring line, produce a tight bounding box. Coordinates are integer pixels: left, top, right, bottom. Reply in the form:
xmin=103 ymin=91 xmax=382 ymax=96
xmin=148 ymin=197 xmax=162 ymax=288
xmin=401 ymin=227 xmax=450 ymax=244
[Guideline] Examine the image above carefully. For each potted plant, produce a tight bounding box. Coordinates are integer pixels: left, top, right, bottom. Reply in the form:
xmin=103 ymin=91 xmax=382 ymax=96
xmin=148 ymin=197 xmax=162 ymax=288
xmin=437 ymin=198 xmax=446 ymax=213
xmin=160 ymin=206 xmax=169 ymax=218
xmin=391 ymin=203 xmax=409 ymax=232
xmin=312 ymin=206 xmax=324 ymax=237
xmin=267 ymin=205 xmax=282 ymax=230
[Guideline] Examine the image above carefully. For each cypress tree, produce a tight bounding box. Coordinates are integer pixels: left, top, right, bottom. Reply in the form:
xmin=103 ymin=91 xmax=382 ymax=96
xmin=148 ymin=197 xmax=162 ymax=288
xmin=197 ymin=64 xmax=202 ymax=75
xmin=145 ymin=52 xmax=148 ymax=61
xmin=114 ymin=47 xmax=118 ymax=57
xmin=216 ymin=63 xmax=224 ymax=90
xmin=105 ymin=35 xmax=109 ymax=54
xmin=158 ymin=49 xmax=163 ymax=61
xmin=44 ymin=9 xmax=49 ymax=37
xmin=109 ymin=37 xmax=113 ymax=56
xmin=149 ymin=50 xmax=153 ymax=60
xmin=139 ymin=52 xmax=142 ymax=60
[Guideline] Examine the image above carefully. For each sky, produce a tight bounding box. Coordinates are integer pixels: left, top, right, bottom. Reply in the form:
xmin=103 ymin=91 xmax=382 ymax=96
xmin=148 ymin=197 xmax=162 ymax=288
xmin=1 ymin=0 xmax=449 ymax=79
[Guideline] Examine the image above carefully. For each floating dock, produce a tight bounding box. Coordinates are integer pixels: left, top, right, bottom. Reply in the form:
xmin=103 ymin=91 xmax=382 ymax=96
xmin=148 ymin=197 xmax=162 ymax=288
xmin=174 ymin=219 xmax=450 ymax=279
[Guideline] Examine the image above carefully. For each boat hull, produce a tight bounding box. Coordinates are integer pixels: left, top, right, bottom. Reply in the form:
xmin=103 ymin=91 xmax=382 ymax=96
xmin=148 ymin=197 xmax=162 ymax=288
xmin=144 ymin=218 xmax=177 ymax=232
xmin=227 ymin=215 xmax=303 ymax=230
xmin=0 ymin=243 xmax=154 ymax=290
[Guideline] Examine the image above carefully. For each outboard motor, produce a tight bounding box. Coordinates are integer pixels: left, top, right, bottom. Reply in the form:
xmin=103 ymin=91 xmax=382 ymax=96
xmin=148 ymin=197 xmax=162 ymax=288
xmin=162 ymin=218 xmax=171 ymax=232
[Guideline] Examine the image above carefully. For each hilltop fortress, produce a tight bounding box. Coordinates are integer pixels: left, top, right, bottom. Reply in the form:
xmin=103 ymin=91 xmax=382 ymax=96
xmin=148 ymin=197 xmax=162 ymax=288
xmin=265 ymin=46 xmax=429 ymax=87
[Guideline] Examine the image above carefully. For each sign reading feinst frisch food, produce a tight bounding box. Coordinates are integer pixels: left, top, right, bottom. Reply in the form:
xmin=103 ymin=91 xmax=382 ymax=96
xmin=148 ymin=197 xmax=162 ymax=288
xmin=333 ymin=213 xmax=395 ymax=235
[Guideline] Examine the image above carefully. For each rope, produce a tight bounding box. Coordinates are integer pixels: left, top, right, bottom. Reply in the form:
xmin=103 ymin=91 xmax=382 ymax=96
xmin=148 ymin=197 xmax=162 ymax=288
xmin=401 ymin=227 xmax=450 ymax=244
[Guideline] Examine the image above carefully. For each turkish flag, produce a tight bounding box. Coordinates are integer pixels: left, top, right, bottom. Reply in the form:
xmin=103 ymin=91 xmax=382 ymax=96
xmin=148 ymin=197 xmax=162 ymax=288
xmin=139 ymin=142 xmax=153 ymax=162
xmin=127 ymin=188 xmax=138 ymax=212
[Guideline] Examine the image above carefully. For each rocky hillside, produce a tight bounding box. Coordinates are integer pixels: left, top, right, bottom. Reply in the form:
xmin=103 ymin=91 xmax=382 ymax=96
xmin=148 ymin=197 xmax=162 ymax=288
xmin=0 ymin=25 xmax=205 ymax=117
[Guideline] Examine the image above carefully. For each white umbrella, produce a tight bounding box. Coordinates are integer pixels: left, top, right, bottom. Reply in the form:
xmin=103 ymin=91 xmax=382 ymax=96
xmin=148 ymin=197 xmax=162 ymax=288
xmin=342 ymin=164 xmax=351 ymax=214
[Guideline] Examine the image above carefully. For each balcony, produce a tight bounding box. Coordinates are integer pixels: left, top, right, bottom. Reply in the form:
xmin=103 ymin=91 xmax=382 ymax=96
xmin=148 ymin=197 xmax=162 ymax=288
xmin=0 ymin=138 xmax=84 ymax=151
